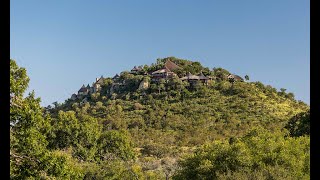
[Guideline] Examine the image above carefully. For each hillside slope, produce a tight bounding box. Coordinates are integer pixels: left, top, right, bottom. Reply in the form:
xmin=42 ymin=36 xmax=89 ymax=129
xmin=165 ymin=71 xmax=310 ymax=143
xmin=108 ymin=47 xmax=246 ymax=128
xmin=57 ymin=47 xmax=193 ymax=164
xmin=11 ymin=57 xmax=309 ymax=179
xmin=48 ymin=57 xmax=308 ymax=172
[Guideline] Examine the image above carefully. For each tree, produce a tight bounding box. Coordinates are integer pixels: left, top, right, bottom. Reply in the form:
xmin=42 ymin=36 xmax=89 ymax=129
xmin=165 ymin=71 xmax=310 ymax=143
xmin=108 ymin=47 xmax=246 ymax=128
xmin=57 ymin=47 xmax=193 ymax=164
xmin=10 ymin=91 xmax=51 ymax=178
xmin=52 ymin=101 xmax=61 ymax=108
xmin=278 ymin=88 xmax=287 ymax=97
xmin=103 ymin=78 xmax=113 ymax=86
xmin=10 ymin=59 xmax=80 ymax=179
xmin=74 ymin=114 xmax=102 ymax=161
xmin=49 ymin=110 xmax=80 ymax=149
xmin=285 ymin=110 xmax=310 ymax=137
xmin=10 ymin=59 xmax=29 ymax=98
xmin=10 ymin=59 xmax=49 ymax=178
xmin=173 ymin=127 xmax=310 ymax=180
xmin=286 ymin=92 xmax=295 ymax=100
xmin=245 ymin=75 xmax=249 ymax=81
xmin=97 ymin=130 xmax=135 ymax=160
xmin=212 ymin=67 xmax=229 ymax=81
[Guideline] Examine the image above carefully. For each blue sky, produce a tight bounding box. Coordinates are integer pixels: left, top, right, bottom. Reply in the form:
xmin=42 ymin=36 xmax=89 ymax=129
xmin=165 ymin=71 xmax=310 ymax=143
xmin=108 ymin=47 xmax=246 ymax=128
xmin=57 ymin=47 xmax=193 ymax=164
xmin=10 ymin=0 xmax=310 ymax=106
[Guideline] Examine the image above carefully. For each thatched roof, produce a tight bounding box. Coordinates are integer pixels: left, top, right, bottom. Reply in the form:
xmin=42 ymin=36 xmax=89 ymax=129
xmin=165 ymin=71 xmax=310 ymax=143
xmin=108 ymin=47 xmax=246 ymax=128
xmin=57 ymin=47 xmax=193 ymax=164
xmin=150 ymin=60 xmax=180 ymax=75
xmin=78 ymin=84 xmax=88 ymax=92
xmin=95 ymin=76 xmax=104 ymax=84
xmin=113 ymin=74 xmax=120 ymax=79
xmin=131 ymin=66 xmax=142 ymax=71
xmin=198 ymin=72 xmax=209 ymax=80
xmin=234 ymin=75 xmax=244 ymax=81
xmin=164 ymin=60 xmax=180 ymax=71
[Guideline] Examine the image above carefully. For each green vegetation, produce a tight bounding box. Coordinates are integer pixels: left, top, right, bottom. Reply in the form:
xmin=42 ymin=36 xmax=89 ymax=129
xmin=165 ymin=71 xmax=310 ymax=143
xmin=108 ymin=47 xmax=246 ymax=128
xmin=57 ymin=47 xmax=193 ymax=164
xmin=284 ymin=110 xmax=310 ymax=137
xmin=10 ymin=57 xmax=309 ymax=179
xmin=173 ymin=128 xmax=309 ymax=180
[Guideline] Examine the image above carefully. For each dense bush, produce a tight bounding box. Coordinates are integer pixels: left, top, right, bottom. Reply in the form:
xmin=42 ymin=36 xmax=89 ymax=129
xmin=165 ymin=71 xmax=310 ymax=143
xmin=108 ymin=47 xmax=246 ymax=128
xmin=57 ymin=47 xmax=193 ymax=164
xmin=173 ymin=127 xmax=310 ymax=180
xmin=285 ymin=110 xmax=310 ymax=137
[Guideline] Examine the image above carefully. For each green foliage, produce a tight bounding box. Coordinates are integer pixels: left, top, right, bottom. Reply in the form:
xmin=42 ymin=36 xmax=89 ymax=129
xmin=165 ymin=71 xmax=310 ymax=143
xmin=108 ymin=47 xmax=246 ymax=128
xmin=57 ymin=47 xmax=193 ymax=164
xmin=44 ymin=150 xmax=85 ymax=179
xmin=10 ymin=59 xmax=80 ymax=179
xmin=103 ymin=78 xmax=113 ymax=86
xmin=10 ymin=59 xmax=48 ymax=178
xmin=173 ymin=127 xmax=310 ymax=180
xmin=75 ymin=114 xmax=102 ymax=161
xmin=50 ymin=110 xmax=80 ymax=149
xmin=141 ymin=142 xmax=169 ymax=158
xmin=11 ymin=57 xmax=309 ymax=179
xmin=10 ymin=59 xmax=30 ymax=97
xmin=212 ymin=67 xmax=230 ymax=81
xmin=285 ymin=110 xmax=310 ymax=137
xmin=82 ymin=159 xmax=145 ymax=180
xmin=97 ymin=130 xmax=135 ymax=160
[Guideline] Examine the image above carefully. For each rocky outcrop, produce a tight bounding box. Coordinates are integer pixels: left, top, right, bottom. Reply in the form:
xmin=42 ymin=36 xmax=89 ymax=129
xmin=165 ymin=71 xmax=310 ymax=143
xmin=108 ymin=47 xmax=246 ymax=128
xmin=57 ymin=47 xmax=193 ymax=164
xmin=138 ymin=80 xmax=149 ymax=90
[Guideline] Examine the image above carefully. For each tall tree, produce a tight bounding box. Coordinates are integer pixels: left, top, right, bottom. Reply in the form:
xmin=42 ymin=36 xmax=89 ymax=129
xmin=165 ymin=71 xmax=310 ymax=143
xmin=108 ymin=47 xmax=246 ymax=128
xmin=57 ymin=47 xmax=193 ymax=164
xmin=10 ymin=59 xmax=50 ymax=178
xmin=10 ymin=59 xmax=83 ymax=179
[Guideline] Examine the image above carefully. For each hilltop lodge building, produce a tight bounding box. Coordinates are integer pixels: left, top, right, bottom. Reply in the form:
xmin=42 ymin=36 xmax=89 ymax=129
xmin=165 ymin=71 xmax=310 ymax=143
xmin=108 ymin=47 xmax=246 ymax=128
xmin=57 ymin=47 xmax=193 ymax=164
xmin=71 ymin=60 xmax=242 ymax=100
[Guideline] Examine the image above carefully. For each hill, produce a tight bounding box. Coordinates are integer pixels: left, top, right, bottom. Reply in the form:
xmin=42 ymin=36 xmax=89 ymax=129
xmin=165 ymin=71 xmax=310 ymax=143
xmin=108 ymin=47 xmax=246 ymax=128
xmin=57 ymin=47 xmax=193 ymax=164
xmin=51 ymin=57 xmax=308 ymax=147
xmin=10 ymin=57 xmax=309 ymax=179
